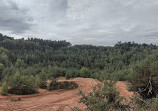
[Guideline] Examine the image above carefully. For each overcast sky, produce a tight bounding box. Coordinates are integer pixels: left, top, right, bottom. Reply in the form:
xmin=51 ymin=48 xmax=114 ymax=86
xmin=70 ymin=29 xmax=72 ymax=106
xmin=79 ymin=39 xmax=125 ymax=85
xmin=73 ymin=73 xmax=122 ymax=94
xmin=0 ymin=0 xmax=158 ymax=46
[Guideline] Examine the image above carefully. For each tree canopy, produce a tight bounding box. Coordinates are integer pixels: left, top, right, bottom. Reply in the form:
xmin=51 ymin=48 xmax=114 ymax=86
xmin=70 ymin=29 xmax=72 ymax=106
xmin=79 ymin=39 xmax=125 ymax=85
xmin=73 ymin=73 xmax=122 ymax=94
xmin=0 ymin=33 xmax=157 ymax=82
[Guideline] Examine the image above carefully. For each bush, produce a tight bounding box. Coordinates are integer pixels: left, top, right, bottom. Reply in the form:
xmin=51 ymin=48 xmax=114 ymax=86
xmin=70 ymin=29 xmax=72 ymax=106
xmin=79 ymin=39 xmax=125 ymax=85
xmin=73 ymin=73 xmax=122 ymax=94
xmin=80 ymin=67 xmax=90 ymax=78
xmin=130 ymin=94 xmax=158 ymax=111
xmin=130 ymin=93 xmax=151 ymax=110
xmin=39 ymin=72 xmax=47 ymax=89
xmin=1 ymin=82 xmax=8 ymax=96
xmin=111 ymin=69 xmax=130 ymax=81
xmin=128 ymin=54 xmax=158 ymax=99
xmin=65 ymin=69 xmax=80 ymax=79
xmin=48 ymin=81 xmax=78 ymax=91
xmin=78 ymin=80 xmax=129 ymax=111
xmin=65 ymin=73 xmax=71 ymax=79
xmin=8 ymin=72 xmax=39 ymax=95
xmin=39 ymin=81 xmax=47 ymax=89
xmin=71 ymin=107 xmax=82 ymax=111
xmin=151 ymin=97 xmax=158 ymax=111
xmin=47 ymin=77 xmax=57 ymax=90
xmin=10 ymin=98 xmax=22 ymax=102
xmin=49 ymin=77 xmax=57 ymax=86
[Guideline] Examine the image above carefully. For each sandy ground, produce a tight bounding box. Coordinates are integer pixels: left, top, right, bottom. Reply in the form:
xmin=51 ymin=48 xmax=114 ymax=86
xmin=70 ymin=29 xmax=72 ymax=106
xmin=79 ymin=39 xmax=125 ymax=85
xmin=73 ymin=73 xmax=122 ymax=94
xmin=0 ymin=78 xmax=133 ymax=111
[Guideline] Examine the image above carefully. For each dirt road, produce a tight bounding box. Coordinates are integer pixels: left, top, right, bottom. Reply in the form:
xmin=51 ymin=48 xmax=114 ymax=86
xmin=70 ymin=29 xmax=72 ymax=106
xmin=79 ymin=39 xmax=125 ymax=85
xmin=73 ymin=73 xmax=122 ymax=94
xmin=0 ymin=78 xmax=133 ymax=111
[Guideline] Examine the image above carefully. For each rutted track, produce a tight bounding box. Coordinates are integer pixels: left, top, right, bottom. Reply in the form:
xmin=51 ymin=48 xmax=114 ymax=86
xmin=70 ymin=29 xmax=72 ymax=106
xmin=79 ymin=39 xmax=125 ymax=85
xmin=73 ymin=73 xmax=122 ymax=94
xmin=0 ymin=78 xmax=133 ymax=111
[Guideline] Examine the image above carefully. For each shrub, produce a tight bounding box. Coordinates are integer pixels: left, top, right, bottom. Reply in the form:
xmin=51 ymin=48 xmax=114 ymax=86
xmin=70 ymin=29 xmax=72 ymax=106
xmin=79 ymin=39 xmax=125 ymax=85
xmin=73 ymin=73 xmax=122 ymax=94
xmin=39 ymin=72 xmax=47 ymax=89
xmin=128 ymin=54 xmax=158 ymax=99
xmin=130 ymin=94 xmax=158 ymax=111
xmin=111 ymin=69 xmax=130 ymax=81
xmin=39 ymin=81 xmax=47 ymax=89
xmin=130 ymin=93 xmax=152 ymax=110
xmin=78 ymin=80 xmax=129 ymax=111
xmin=0 ymin=63 xmax=4 ymax=80
xmin=151 ymin=97 xmax=158 ymax=111
xmin=8 ymin=72 xmax=39 ymax=95
xmin=151 ymin=98 xmax=158 ymax=111
xmin=65 ymin=69 xmax=80 ymax=79
xmin=10 ymin=98 xmax=22 ymax=102
xmin=49 ymin=77 xmax=57 ymax=85
xmin=1 ymin=82 xmax=8 ymax=96
xmin=80 ymin=67 xmax=90 ymax=78
xmin=71 ymin=107 xmax=82 ymax=111
xmin=48 ymin=81 xmax=78 ymax=91
xmin=47 ymin=77 xmax=57 ymax=90
xmin=65 ymin=73 xmax=71 ymax=79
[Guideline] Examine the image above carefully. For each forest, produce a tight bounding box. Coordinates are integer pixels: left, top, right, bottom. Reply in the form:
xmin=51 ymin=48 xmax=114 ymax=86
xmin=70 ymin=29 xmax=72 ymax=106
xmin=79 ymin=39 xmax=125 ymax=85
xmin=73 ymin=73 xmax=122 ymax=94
xmin=0 ymin=33 xmax=157 ymax=81
xmin=0 ymin=33 xmax=158 ymax=110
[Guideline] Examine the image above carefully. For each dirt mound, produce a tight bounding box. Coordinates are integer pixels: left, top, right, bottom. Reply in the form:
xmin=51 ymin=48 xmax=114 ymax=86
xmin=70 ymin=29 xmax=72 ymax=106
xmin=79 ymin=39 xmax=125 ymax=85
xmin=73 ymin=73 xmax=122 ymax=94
xmin=115 ymin=81 xmax=134 ymax=102
xmin=0 ymin=78 xmax=133 ymax=111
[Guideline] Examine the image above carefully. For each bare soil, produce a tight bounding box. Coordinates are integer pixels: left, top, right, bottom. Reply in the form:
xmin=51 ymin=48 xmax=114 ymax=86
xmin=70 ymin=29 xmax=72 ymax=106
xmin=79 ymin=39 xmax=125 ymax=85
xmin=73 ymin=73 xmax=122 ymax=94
xmin=0 ymin=78 xmax=133 ymax=111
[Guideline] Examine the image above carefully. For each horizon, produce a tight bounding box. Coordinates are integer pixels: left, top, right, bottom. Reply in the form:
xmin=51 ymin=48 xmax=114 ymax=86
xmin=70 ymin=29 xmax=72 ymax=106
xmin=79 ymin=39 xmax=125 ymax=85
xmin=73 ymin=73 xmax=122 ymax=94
xmin=1 ymin=33 xmax=157 ymax=47
xmin=0 ymin=0 xmax=158 ymax=46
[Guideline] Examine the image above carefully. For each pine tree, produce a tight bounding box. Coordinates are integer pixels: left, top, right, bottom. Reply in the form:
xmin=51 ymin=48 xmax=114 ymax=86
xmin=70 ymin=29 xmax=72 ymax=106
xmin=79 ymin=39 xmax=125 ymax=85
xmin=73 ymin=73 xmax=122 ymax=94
xmin=80 ymin=67 xmax=90 ymax=78
xmin=0 ymin=63 xmax=4 ymax=80
xmin=129 ymin=53 xmax=158 ymax=99
xmin=1 ymin=82 xmax=8 ymax=96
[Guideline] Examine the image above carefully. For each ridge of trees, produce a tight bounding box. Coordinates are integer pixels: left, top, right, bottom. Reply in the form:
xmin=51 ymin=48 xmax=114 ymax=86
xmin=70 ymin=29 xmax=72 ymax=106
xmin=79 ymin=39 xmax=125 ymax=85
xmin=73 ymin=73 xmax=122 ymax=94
xmin=0 ymin=33 xmax=157 ymax=82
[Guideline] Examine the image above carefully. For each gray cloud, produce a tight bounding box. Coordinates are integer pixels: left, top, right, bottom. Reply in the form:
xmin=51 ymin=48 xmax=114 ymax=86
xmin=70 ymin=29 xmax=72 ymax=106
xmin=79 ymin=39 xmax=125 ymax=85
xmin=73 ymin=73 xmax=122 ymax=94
xmin=0 ymin=0 xmax=32 ymax=33
xmin=1 ymin=0 xmax=158 ymax=45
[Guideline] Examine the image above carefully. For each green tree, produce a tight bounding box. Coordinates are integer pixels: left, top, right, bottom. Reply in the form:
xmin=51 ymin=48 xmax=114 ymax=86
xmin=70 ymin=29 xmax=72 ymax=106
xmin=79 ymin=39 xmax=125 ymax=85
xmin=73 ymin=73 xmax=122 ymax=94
xmin=39 ymin=70 xmax=47 ymax=89
xmin=15 ymin=59 xmax=25 ymax=68
xmin=11 ymin=72 xmax=21 ymax=87
xmin=35 ymin=75 xmax=40 ymax=88
xmin=8 ymin=72 xmax=39 ymax=95
xmin=78 ymin=80 xmax=128 ymax=111
xmin=1 ymin=82 xmax=8 ymax=96
xmin=80 ymin=67 xmax=90 ymax=78
xmin=129 ymin=53 xmax=158 ymax=99
xmin=0 ymin=63 xmax=4 ymax=80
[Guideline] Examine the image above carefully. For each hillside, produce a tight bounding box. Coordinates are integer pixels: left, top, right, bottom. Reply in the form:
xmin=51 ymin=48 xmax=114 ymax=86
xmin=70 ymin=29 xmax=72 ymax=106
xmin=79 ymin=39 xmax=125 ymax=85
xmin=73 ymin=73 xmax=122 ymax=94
xmin=0 ymin=33 xmax=158 ymax=111
xmin=0 ymin=78 xmax=133 ymax=111
xmin=0 ymin=33 xmax=157 ymax=81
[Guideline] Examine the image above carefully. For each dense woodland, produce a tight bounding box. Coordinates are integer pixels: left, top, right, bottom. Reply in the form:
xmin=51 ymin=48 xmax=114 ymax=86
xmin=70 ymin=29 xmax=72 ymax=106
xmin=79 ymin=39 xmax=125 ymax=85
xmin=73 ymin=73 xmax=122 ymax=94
xmin=0 ymin=33 xmax=157 ymax=82
xmin=0 ymin=33 xmax=157 ymax=90
xmin=0 ymin=33 xmax=158 ymax=110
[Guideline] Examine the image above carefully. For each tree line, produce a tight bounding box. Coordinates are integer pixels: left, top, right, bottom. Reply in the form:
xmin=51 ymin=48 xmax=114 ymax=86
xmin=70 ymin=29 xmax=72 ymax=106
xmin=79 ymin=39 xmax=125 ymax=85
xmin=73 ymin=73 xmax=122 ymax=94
xmin=0 ymin=33 xmax=157 ymax=82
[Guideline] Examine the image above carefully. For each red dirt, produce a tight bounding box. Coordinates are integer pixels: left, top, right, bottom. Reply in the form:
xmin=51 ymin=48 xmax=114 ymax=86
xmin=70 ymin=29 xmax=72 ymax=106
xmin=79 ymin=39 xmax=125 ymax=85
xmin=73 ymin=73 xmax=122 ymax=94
xmin=115 ymin=81 xmax=134 ymax=102
xmin=0 ymin=78 xmax=133 ymax=111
